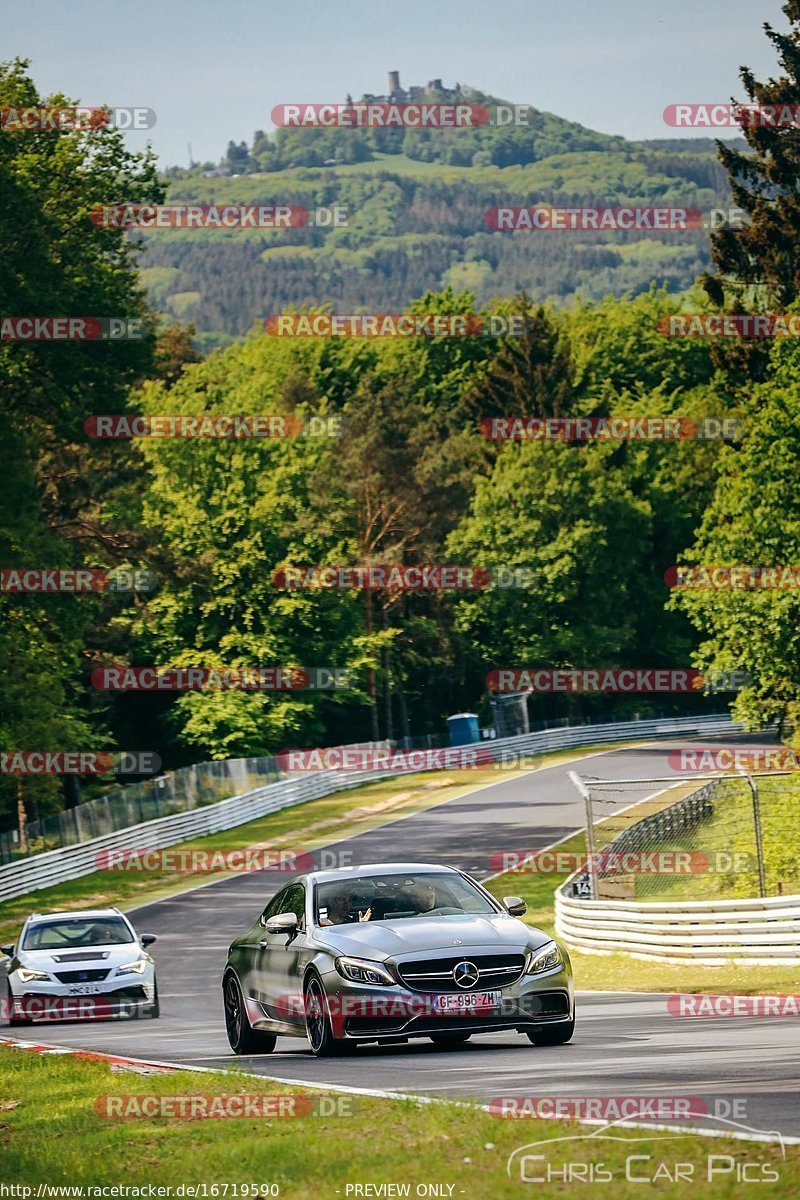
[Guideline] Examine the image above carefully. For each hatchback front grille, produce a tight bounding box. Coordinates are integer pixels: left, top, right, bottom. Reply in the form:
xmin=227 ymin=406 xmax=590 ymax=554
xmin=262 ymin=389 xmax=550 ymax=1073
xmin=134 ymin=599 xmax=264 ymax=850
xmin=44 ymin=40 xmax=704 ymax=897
xmin=397 ymin=953 xmax=526 ymax=992
xmin=53 ymin=969 xmax=110 ymax=983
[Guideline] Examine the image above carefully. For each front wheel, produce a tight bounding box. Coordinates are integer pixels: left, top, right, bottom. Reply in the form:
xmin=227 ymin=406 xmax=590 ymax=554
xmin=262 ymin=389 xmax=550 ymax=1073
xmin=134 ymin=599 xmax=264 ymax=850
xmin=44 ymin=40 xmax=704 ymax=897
xmin=224 ymin=974 xmax=277 ymax=1055
xmin=304 ymin=975 xmax=350 ymax=1057
xmin=146 ymin=982 xmax=160 ymax=1019
xmin=526 ymin=1018 xmax=575 ymax=1046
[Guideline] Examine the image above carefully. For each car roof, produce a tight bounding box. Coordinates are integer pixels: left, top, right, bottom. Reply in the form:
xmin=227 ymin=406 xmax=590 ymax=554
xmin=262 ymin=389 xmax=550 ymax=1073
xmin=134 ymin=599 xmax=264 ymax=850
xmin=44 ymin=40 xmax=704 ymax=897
xmin=25 ymin=908 xmax=127 ymax=924
xmin=301 ymin=863 xmax=462 ymax=885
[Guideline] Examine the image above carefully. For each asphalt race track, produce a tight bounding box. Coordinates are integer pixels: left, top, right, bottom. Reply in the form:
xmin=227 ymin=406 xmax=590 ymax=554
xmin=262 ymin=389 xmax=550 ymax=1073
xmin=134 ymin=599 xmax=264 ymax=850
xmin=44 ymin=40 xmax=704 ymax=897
xmin=4 ymin=740 xmax=800 ymax=1141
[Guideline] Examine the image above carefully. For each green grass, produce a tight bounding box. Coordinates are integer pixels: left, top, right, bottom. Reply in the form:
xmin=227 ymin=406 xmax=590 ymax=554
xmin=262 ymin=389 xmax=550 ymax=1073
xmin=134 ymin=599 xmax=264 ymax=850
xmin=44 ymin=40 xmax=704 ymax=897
xmin=0 ymin=1047 xmax=794 ymax=1195
xmin=632 ymin=773 xmax=800 ymax=902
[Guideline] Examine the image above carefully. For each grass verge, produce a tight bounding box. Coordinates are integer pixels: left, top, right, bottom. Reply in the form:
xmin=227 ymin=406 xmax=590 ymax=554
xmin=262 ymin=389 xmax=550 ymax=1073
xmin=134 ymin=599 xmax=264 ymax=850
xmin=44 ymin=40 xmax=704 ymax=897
xmin=0 ymin=1046 xmax=794 ymax=1196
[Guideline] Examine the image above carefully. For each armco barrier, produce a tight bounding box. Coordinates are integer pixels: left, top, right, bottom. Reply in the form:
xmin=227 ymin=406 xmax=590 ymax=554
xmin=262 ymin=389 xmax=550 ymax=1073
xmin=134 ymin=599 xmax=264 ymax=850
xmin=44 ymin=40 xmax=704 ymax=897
xmin=555 ymin=888 xmax=800 ymax=965
xmin=0 ymin=713 xmax=739 ymax=903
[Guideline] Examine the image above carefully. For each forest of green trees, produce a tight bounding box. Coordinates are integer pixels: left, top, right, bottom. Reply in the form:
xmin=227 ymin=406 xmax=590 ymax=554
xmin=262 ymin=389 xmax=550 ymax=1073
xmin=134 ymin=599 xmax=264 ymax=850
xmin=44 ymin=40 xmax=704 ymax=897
xmin=3 ymin=1 xmax=800 ymax=836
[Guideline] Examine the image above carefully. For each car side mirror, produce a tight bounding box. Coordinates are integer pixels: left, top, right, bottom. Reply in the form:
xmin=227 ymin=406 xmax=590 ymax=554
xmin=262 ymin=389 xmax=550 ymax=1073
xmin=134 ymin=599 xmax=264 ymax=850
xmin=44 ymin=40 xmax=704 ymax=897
xmin=503 ymin=896 xmax=527 ymax=917
xmin=0 ymin=944 xmax=14 ymax=957
xmin=264 ymin=912 xmax=299 ymax=935
xmin=140 ymin=934 xmax=157 ymax=947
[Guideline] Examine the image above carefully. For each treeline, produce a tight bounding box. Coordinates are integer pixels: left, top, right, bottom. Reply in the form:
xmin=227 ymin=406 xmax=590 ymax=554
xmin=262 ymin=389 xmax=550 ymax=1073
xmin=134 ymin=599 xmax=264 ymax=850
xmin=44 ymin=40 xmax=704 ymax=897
xmin=4 ymin=0 xmax=800 ymax=837
xmin=143 ymin=165 xmax=726 ymax=345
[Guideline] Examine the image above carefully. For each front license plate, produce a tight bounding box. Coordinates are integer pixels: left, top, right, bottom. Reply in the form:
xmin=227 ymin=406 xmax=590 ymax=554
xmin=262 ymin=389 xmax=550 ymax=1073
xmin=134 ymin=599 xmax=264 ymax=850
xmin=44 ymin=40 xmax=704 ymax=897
xmin=433 ymin=990 xmax=501 ymax=1014
xmin=67 ymin=984 xmax=101 ymax=995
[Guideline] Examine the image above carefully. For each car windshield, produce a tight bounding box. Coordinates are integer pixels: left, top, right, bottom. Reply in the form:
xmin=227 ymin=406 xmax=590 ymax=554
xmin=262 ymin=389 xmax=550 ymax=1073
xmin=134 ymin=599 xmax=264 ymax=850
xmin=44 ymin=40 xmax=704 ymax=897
xmin=315 ymin=872 xmax=498 ymax=925
xmin=22 ymin=917 xmax=134 ymax=950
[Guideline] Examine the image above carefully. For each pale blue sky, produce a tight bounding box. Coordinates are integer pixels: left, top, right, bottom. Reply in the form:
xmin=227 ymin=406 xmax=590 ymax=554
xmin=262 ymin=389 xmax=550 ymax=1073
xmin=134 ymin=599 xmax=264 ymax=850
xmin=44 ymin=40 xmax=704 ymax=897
xmin=5 ymin=0 xmax=788 ymax=166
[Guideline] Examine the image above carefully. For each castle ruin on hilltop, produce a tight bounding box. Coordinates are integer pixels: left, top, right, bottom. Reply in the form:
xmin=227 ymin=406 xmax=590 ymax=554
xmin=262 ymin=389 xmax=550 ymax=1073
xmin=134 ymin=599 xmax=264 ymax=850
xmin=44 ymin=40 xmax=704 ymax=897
xmin=360 ymin=72 xmax=473 ymax=104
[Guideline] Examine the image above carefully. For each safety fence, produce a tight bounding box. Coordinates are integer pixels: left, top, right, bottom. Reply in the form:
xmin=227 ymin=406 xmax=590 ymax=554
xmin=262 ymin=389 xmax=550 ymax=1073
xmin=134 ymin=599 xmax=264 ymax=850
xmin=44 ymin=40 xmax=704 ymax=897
xmin=555 ymin=767 xmax=800 ymax=963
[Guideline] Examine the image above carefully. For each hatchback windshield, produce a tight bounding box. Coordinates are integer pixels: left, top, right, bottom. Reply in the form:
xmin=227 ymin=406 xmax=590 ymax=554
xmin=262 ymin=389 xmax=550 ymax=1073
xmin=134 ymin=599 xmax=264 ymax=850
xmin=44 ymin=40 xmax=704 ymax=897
xmin=23 ymin=917 xmax=134 ymax=950
xmin=315 ymin=872 xmax=498 ymax=926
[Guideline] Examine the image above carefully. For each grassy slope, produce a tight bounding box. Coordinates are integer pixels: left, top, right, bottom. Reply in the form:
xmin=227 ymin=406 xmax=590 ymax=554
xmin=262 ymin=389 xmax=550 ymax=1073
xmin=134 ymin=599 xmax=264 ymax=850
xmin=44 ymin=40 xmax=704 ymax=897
xmin=1 ymin=1047 xmax=794 ymax=1196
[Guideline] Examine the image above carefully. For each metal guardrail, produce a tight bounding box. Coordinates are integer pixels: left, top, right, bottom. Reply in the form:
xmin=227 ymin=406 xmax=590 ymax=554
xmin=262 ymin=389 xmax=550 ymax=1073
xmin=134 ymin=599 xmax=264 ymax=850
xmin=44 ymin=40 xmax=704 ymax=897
xmin=0 ymin=712 xmax=739 ymax=904
xmin=555 ymin=888 xmax=800 ymax=964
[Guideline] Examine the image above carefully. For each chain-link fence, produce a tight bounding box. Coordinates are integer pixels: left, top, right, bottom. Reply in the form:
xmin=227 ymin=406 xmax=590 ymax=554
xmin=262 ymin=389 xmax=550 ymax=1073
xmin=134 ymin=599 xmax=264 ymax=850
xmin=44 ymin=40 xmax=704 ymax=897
xmin=568 ymin=770 xmax=800 ymax=901
xmin=0 ymin=744 xmax=397 ymax=866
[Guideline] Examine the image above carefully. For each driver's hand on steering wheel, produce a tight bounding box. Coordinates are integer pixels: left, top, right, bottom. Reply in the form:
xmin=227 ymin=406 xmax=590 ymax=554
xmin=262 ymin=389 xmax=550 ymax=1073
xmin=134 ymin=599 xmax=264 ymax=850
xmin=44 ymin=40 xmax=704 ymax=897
xmin=358 ymin=907 xmax=372 ymax=922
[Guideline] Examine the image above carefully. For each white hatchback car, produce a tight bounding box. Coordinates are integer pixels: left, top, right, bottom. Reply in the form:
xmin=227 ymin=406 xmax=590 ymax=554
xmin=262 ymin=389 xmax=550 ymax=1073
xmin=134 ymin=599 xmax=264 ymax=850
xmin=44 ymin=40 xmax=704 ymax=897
xmin=2 ymin=907 xmax=158 ymax=1024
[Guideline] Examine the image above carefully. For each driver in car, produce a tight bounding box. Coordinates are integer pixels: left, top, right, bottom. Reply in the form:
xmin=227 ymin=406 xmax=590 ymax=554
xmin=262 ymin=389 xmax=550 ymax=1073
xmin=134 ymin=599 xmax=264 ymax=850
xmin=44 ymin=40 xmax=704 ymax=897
xmin=408 ymin=882 xmax=437 ymax=914
xmin=321 ymin=891 xmax=372 ymax=926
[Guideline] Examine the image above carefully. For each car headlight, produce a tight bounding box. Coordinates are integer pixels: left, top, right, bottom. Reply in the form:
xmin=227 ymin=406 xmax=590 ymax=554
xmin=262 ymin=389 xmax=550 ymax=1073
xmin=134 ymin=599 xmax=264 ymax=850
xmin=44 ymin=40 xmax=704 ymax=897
xmin=334 ymin=956 xmax=395 ymax=986
xmin=16 ymin=968 xmax=51 ymax=983
xmin=526 ymin=940 xmax=562 ymax=975
xmin=115 ymin=958 xmax=148 ymax=976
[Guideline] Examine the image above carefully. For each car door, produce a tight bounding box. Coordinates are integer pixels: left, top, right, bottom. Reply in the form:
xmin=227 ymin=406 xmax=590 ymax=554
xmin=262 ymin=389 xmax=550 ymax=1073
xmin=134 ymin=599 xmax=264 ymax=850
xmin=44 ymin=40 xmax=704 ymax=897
xmin=258 ymin=883 xmax=313 ymax=1029
xmin=243 ymin=886 xmax=290 ymax=1005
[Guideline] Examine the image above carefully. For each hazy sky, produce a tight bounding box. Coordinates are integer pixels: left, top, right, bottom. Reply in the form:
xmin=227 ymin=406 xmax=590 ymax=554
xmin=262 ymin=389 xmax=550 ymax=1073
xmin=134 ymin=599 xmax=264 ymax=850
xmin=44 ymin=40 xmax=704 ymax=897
xmin=5 ymin=0 xmax=788 ymax=167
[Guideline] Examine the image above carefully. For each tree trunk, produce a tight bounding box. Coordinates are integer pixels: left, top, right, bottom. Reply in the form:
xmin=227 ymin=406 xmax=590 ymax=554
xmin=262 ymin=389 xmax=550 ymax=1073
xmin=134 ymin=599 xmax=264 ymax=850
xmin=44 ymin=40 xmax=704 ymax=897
xmin=381 ymin=605 xmax=394 ymax=742
xmin=364 ymin=589 xmax=380 ymax=741
xmin=16 ymin=778 xmax=27 ymax=852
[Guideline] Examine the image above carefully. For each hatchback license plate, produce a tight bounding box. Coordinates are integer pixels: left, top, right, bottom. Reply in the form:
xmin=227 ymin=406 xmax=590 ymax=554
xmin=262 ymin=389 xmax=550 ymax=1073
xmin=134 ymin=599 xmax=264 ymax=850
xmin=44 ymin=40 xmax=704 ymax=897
xmin=67 ymin=984 xmax=102 ymax=995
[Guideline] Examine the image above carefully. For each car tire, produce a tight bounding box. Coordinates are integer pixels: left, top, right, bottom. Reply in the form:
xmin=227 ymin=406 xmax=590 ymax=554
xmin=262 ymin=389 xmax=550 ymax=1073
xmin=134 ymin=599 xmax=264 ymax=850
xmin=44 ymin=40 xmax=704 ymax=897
xmin=146 ymin=982 xmax=160 ymax=1019
xmin=304 ymin=974 xmax=349 ymax=1057
xmin=4 ymin=983 xmax=27 ymax=1026
xmin=526 ymin=1017 xmax=575 ymax=1046
xmin=430 ymin=1033 xmax=472 ymax=1047
xmin=223 ymin=973 xmax=277 ymax=1055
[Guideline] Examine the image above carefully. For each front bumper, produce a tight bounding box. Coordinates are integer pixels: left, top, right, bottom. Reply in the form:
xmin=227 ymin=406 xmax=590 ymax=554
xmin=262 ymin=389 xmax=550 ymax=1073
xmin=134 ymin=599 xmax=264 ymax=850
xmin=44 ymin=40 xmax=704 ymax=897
xmin=320 ymin=960 xmax=574 ymax=1042
xmin=7 ymin=973 xmax=156 ymax=1022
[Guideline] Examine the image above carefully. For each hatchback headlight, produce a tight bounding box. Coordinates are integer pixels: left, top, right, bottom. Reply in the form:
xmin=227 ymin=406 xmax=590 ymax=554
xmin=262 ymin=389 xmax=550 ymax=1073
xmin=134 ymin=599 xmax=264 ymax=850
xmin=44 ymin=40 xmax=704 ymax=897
xmin=115 ymin=958 xmax=148 ymax=976
xmin=526 ymin=940 xmax=562 ymax=975
xmin=335 ymin=956 xmax=395 ymax=986
xmin=17 ymin=967 xmax=51 ymax=983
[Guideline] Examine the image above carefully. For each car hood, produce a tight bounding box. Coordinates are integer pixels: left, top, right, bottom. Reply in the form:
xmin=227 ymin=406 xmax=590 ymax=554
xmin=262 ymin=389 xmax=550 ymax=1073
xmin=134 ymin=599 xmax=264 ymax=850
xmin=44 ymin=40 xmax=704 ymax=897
xmin=15 ymin=945 xmax=143 ymax=971
xmin=314 ymin=913 xmax=550 ymax=959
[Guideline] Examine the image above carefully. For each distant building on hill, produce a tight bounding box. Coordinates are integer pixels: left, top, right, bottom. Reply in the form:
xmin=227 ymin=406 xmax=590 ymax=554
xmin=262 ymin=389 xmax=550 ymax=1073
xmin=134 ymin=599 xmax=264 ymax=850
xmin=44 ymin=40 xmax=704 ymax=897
xmin=360 ymin=72 xmax=469 ymax=104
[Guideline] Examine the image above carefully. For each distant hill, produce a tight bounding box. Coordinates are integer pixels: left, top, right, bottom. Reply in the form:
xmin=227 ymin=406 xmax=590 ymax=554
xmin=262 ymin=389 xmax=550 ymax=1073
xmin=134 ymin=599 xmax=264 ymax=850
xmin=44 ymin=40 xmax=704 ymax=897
xmin=140 ymin=87 xmax=738 ymax=349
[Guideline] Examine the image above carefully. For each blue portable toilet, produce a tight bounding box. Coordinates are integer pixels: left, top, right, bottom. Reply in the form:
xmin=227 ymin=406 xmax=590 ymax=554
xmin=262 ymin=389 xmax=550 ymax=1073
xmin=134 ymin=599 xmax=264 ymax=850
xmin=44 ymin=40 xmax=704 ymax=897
xmin=447 ymin=712 xmax=480 ymax=746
